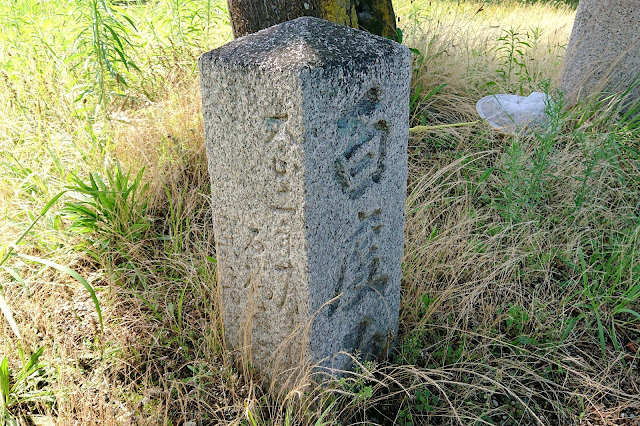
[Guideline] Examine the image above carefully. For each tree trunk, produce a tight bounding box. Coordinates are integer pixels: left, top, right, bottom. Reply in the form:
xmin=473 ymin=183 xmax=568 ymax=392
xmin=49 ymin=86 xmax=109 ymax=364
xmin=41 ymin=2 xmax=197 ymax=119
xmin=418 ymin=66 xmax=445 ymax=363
xmin=560 ymin=0 xmax=640 ymax=107
xmin=227 ymin=0 xmax=396 ymax=40
xmin=355 ymin=0 xmax=397 ymax=40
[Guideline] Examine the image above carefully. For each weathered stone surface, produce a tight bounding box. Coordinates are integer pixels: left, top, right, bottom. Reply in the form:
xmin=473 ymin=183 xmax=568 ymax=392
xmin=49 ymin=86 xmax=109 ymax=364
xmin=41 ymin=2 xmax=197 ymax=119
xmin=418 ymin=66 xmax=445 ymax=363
xmin=198 ymin=17 xmax=410 ymax=383
xmin=560 ymin=0 xmax=640 ymax=106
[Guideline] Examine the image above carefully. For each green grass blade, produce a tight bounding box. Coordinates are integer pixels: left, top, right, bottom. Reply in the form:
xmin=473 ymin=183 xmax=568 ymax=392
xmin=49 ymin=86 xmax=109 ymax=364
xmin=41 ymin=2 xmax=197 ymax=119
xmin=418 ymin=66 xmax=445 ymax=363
xmin=577 ymin=247 xmax=589 ymax=293
xmin=315 ymin=400 xmax=337 ymax=426
xmin=17 ymin=254 xmax=103 ymax=331
xmin=45 ymin=148 xmax=64 ymax=176
xmin=562 ymin=313 xmax=585 ymax=341
xmin=617 ymin=308 xmax=640 ymax=321
xmin=1 ymin=267 xmax=29 ymax=296
xmin=0 ymin=356 xmax=9 ymax=407
xmin=609 ymin=318 xmax=621 ymax=355
xmin=246 ymin=406 xmax=259 ymax=426
xmin=0 ymin=292 xmax=22 ymax=341
xmin=16 ymin=347 xmax=44 ymax=387
xmin=118 ymin=12 xmax=137 ymax=32
xmin=0 ymin=191 xmax=67 ymax=268
xmin=11 ymin=347 xmax=45 ymax=397
xmin=620 ymin=281 xmax=640 ymax=304
xmin=177 ymin=282 xmax=188 ymax=332
xmin=64 ymin=203 xmax=99 ymax=223
xmin=594 ymin=310 xmax=606 ymax=360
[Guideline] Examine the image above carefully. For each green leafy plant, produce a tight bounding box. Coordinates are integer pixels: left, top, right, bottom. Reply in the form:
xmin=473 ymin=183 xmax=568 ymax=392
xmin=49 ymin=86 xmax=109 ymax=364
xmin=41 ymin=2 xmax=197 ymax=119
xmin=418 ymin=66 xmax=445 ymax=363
xmin=499 ymin=304 xmax=540 ymax=346
xmin=492 ymin=127 xmax=557 ymax=224
xmin=337 ymin=358 xmax=377 ymax=407
xmin=410 ymin=83 xmax=448 ymax=127
xmin=562 ymin=241 xmax=640 ymax=360
xmin=395 ymin=294 xmax=436 ymax=364
xmin=396 ymin=330 xmax=423 ymax=365
xmin=492 ymin=140 xmax=527 ymax=222
xmin=145 ymin=0 xmax=227 ymax=51
xmin=72 ymin=0 xmax=140 ymax=105
xmin=495 ymin=27 xmax=536 ymax=94
xmin=505 ymin=305 xmax=529 ymax=336
xmin=397 ymin=386 xmax=440 ymax=425
xmin=63 ymin=162 xmax=150 ymax=257
xmin=415 ymin=387 xmax=439 ymax=413
xmin=0 ymin=348 xmax=52 ymax=425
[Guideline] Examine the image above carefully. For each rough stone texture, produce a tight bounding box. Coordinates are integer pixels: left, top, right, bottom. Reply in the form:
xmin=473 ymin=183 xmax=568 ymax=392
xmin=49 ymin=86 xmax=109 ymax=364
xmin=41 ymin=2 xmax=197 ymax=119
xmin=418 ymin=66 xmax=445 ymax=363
xmin=198 ymin=17 xmax=410 ymax=383
xmin=560 ymin=0 xmax=640 ymax=106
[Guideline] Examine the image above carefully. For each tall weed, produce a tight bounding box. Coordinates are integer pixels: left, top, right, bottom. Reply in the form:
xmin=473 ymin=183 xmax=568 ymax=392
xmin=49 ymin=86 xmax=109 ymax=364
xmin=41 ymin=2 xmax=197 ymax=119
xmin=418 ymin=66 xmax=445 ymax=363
xmin=72 ymin=0 xmax=140 ymax=106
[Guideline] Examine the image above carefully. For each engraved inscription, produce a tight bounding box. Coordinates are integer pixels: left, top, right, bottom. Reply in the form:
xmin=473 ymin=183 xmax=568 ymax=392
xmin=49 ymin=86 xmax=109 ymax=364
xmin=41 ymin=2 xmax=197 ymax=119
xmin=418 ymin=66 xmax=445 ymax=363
xmin=334 ymin=88 xmax=389 ymax=199
xmin=220 ymin=115 xmax=300 ymax=320
xmin=242 ymin=220 xmax=293 ymax=269
xmin=238 ymin=220 xmax=296 ymax=315
xmin=233 ymin=115 xmax=299 ymax=316
xmin=342 ymin=317 xmax=386 ymax=360
xmin=267 ymin=116 xmax=300 ymax=212
xmin=329 ymin=208 xmax=390 ymax=317
xmin=271 ymin=219 xmax=294 ymax=270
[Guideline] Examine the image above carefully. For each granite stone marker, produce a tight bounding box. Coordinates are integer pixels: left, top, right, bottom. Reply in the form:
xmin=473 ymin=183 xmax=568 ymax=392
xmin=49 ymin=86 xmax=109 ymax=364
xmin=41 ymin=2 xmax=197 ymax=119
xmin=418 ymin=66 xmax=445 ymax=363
xmin=560 ymin=0 xmax=640 ymax=107
xmin=198 ymin=17 xmax=410 ymax=382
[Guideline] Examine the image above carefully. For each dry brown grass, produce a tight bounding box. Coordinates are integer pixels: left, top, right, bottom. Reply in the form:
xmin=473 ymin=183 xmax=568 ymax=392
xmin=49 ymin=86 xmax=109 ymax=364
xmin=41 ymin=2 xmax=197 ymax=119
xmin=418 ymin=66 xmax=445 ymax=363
xmin=1 ymin=0 xmax=639 ymax=425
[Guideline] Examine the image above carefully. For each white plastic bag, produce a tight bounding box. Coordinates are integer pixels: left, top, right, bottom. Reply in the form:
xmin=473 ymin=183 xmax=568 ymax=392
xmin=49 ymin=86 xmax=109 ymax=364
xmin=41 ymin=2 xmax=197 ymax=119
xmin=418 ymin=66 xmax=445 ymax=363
xmin=476 ymin=92 xmax=551 ymax=133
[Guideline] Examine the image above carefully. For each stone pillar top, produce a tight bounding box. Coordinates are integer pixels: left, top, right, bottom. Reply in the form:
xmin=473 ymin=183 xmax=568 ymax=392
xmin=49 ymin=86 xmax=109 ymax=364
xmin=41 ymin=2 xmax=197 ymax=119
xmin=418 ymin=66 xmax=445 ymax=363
xmin=199 ymin=16 xmax=406 ymax=73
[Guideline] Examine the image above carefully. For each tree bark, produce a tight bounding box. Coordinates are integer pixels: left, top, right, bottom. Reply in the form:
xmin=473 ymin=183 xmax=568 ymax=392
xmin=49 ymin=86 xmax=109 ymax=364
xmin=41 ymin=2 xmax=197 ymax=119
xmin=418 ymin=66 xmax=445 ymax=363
xmin=355 ymin=0 xmax=397 ymax=40
xmin=227 ymin=0 xmax=396 ymax=40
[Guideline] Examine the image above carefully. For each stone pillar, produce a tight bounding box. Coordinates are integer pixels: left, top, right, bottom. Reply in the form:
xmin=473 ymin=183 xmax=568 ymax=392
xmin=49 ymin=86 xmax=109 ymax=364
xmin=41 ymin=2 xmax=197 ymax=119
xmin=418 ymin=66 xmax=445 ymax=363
xmin=198 ymin=17 xmax=410 ymax=383
xmin=560 ymin=0 xmax=640 ymax=106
